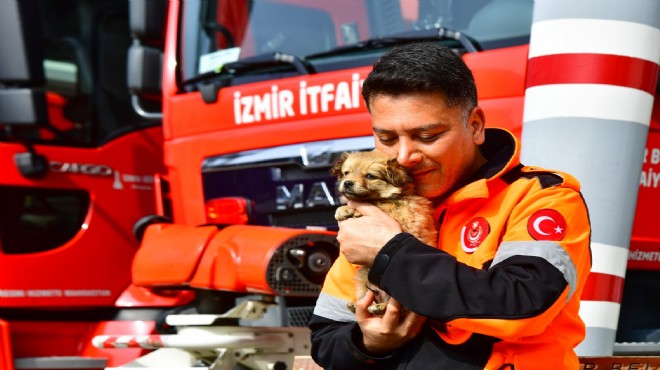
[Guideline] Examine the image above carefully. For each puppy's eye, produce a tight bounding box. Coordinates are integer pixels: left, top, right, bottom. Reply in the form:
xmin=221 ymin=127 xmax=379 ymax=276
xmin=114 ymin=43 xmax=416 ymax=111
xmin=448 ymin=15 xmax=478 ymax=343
xmin=365 ymin=173 xmax=378 ymax=180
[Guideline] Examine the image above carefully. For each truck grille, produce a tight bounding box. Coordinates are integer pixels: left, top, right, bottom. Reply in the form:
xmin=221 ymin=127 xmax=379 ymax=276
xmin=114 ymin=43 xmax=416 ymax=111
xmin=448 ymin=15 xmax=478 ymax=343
xmin=201 ymin=137 xmax=374 ymax=230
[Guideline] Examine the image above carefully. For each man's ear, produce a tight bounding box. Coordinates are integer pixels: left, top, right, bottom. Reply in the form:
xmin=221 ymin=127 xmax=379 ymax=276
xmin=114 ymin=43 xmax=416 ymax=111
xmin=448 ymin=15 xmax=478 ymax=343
xmin=331 ymin=152 xmax=349 ymax=177
xmin=469 ymin=106 xmax=486 ymax=145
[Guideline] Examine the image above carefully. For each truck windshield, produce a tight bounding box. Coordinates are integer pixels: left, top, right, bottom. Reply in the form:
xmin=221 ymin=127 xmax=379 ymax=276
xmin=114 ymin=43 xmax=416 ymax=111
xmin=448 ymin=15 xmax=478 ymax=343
xmin=179 ymin=0 xmax=533 ymax=85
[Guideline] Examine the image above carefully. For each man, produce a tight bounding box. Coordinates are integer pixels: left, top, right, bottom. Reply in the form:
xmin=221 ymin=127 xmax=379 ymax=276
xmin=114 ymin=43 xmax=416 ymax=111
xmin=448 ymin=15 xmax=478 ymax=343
xmin=309 ymin=42 xmax=592 ymax=369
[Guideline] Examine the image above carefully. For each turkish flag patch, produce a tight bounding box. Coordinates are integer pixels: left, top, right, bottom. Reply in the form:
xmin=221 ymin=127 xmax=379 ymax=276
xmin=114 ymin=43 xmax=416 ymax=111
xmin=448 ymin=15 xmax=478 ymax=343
xmin=527 ymin=209 xmax=567 ymax=241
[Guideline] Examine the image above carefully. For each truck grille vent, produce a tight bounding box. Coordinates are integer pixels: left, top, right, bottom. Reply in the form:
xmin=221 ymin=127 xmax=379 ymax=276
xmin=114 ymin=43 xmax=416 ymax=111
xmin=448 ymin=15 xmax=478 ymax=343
xmin=201 ymin=137 xmax=374 ymax=230
xmin=266 ymin=233 xmax=339 ymax=296
xmin=287 ymin=306 xmax=314 ymax=327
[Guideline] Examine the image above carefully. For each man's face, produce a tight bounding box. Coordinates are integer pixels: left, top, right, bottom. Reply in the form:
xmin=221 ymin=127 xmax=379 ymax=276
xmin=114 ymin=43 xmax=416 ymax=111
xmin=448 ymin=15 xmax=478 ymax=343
xmin=370 ymin=93 xmax=486 ymax=202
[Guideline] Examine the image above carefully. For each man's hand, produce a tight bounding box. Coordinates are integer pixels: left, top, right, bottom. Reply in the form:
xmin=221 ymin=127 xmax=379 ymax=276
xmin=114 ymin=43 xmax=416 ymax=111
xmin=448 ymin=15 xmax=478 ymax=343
xmin=356 ymin=290 xmax=426 ymax=355
xmin=336 ymin=201 xmax=403 ymax=266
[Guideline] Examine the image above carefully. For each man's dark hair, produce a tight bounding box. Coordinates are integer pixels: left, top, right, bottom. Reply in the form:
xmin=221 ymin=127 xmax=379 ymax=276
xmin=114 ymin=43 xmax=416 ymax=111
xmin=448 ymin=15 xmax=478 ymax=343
xmin=361 ymin=42 xmax=478 ymax=117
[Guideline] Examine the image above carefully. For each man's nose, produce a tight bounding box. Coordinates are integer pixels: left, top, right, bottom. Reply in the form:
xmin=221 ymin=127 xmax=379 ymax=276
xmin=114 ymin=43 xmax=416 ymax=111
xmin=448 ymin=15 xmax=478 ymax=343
xmin=396 ymin=140 xmax=421 ymax=167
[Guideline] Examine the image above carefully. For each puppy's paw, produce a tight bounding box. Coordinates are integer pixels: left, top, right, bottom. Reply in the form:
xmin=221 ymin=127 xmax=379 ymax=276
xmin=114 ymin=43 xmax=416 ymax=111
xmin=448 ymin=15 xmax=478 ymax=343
xmin=335 ymin=206 xmax=362 ymax=221
xmin=346 ymin=301 xmax=357 ymax=313
xmin=368 ymin=302 xmax=387 ymax=316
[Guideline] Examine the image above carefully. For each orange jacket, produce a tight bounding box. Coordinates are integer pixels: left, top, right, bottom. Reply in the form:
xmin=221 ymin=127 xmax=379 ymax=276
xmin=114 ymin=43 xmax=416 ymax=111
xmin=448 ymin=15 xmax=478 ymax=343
xmin=310 ymin=128 xmax=592 ymax=369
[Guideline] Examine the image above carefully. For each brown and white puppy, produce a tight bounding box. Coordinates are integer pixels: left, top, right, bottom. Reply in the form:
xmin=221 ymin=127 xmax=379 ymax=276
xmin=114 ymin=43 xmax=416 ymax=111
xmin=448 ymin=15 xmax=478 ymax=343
xmin=332 ymin=149 xmax=437 ymax=316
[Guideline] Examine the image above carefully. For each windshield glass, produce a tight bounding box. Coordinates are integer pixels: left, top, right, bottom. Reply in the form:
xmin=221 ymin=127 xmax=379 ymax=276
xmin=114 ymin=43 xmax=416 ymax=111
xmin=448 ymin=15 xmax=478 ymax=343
xmin=180 ymin=0 xmax=533 ymax=85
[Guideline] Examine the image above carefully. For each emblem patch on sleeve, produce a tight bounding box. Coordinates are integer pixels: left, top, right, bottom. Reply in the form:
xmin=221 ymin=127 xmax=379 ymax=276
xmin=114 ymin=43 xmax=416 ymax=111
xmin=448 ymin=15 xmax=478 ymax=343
xmin=527 ymin=209 xmax=567 ymax=241
xmin=461 ymin=217 xmax=490 ymax=253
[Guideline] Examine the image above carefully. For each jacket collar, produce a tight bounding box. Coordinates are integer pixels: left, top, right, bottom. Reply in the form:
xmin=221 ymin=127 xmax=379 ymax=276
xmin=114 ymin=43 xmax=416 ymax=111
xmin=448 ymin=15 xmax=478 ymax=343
xmin=441 ymin=128 xmax=520 ymax=207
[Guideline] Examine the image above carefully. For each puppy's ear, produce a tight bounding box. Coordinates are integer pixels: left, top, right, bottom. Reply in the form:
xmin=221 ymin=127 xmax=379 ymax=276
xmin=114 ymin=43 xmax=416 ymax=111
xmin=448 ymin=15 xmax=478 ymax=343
xmin=385 ymin=158 xmax=412 ymax=187
xmin=331 ymin=152 xmax=349 ymax=177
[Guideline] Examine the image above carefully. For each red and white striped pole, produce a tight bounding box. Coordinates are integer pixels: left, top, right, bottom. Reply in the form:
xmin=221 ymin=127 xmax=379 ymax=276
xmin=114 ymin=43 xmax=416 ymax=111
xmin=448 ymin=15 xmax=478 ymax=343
xmin=521 ymin=0 xmax=660 ymax=356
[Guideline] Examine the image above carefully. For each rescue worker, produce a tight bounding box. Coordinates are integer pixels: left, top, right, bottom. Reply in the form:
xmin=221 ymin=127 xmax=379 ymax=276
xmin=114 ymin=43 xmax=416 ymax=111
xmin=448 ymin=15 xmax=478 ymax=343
xmin=309 ymin=42 xmax=592 ymax=369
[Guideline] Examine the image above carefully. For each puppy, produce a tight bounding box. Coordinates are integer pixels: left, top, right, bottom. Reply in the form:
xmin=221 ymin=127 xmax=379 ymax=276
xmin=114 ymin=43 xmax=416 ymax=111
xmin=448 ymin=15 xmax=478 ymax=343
xmin=332 ymin=149 xmax=437 ymax=316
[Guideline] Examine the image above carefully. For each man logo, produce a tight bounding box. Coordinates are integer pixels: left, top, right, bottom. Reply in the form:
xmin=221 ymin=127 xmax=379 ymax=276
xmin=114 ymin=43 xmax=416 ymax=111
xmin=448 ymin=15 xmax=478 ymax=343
xmin=276 ymin=181 xmax=340 ymax=210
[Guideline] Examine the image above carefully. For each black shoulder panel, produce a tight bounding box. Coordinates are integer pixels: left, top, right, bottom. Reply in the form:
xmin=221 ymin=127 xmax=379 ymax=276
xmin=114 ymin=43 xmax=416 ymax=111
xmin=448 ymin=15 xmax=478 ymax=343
xmin=501 ymin=164 xmax=564 ymax=189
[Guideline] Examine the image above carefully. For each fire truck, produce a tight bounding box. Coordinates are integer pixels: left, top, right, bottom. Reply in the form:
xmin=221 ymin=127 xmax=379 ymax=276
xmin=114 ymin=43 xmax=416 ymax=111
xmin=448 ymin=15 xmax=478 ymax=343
xmin=2 ymin=0 xmax=659 ymax=369
xmin=0 ymin=0 xmax=190 ymax=368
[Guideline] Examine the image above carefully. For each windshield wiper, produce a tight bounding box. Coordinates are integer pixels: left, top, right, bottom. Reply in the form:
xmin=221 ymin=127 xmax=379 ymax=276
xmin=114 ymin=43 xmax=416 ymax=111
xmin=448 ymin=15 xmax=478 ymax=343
xmin=182 ymin=51 xmax=313 ymax=103
xmin=226 ymin=51 xmax=313 ymax=75
xmin=306 ymin=27 xmax=480 ymax=60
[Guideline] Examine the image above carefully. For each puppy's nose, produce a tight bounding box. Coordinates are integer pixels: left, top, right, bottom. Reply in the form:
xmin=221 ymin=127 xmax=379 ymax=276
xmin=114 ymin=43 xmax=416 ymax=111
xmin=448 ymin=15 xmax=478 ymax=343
xmin=343 ymin=180 xmax=354 ymax=190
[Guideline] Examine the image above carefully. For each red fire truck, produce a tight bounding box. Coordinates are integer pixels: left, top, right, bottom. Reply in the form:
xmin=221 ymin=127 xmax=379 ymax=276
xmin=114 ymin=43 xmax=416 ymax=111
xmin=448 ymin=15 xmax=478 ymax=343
xmin=0 ymin=0 xmax=190 ymax=368
xmin=106 ymin=0 xmax=660 ymax=368
xmin=2 ymin=0 xmax=659 ymax=369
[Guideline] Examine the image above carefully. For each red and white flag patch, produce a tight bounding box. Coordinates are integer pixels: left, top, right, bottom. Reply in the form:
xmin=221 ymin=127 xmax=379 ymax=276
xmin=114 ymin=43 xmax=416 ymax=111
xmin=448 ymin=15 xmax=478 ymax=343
xmin=527 ymin=209 xmax=567 ymax=241
xmin=461 ymin=217 xmax=490 ymax=253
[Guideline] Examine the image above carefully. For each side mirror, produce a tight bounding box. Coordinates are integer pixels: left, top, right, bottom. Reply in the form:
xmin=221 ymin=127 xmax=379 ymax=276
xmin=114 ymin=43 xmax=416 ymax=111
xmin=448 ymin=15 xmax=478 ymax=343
xmin=0 ymin=89 xmax=48 ymax=125
xmin=127 ymin=43 xmax=163 ymax=95
xmin=0 ymin=0 xmax=48 ymax=126
xmin=129 ymin=0 xmax=166 ymax=44
xmin=126 ymin=0 xmax=166 ymax=120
